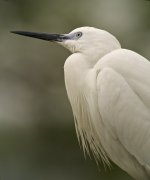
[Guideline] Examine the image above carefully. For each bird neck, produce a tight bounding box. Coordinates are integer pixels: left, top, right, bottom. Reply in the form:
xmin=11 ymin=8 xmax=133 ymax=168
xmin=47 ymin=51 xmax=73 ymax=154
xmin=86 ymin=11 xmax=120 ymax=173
xmin=83 ymin=51 xmax=106 ymax=67
xmin=64 ymin=53 xmax=90 ymax=85
xmin=83 ymin=45 xmax=121 ymax=67
xmin=64 ymin=53 xmax=109 ymax=163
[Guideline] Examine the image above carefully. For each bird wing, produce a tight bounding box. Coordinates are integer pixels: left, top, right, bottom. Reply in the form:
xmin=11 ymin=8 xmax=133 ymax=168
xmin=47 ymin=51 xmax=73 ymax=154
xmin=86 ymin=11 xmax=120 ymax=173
xmin=96 ymin=49 xmax=150 ymax=171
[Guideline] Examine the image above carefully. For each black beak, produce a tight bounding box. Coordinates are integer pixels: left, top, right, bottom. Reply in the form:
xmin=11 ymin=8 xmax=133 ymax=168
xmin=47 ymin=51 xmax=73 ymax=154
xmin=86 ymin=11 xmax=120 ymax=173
xmin=11 ymin=31 xmax=68 ymax=42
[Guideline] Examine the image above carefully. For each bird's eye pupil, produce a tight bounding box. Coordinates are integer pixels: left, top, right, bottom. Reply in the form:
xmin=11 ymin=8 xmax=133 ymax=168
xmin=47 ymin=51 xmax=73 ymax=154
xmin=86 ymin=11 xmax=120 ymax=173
xmin=76 ymin=32 xmax=82 ymax=38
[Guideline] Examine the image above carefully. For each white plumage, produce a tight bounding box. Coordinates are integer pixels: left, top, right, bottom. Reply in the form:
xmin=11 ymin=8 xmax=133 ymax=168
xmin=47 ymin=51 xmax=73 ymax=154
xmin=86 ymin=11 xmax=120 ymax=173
xmin=12 ymin=26 xmax=150 ymax=180
xmin=63 ymin=27 xmax=150 ymax=179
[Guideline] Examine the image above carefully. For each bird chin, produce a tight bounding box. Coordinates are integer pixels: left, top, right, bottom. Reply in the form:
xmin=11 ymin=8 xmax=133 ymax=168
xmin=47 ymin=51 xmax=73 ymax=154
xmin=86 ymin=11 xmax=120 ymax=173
xmin=57 ymin=41 xmax=76 ymax=53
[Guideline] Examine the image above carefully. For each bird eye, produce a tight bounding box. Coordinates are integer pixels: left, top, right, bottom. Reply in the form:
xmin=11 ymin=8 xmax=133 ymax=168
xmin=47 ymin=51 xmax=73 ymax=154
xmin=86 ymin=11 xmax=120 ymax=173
xmin=76 ymin=32 xmax=82 ymax=38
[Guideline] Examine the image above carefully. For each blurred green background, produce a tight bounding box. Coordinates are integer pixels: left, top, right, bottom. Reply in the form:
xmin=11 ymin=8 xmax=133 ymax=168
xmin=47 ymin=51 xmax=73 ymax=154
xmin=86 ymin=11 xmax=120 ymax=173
xmin=0 ymin=0 xmax=150 ymax=179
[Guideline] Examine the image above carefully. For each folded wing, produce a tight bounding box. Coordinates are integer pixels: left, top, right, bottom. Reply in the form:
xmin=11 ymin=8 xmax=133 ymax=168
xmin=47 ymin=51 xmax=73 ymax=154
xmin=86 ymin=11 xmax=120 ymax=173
xmin=96 ymin=49 xmax=150 ymax=179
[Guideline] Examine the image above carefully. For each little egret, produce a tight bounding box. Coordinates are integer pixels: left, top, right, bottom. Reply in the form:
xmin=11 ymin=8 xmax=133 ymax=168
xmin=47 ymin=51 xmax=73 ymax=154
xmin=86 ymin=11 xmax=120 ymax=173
xmin=12 ymin=27 xmax=150 ymax=179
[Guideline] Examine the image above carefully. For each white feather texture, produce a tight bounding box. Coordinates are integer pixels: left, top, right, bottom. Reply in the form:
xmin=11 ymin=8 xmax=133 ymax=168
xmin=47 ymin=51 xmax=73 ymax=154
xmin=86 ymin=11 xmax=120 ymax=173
xmin=64 ymin=27 xmax=150 ymax=179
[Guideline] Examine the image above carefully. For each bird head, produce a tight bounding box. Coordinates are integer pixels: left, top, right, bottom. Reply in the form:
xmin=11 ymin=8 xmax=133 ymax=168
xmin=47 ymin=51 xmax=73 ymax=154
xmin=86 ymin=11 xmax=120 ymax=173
xmin=12 ymin=27 xmax=121 ymax=61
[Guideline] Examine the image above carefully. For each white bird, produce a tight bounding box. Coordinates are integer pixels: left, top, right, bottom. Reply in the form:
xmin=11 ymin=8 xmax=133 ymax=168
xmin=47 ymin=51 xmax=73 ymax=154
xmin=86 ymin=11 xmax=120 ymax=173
xmin=12 ymin=27 xmax=150 ymax=180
